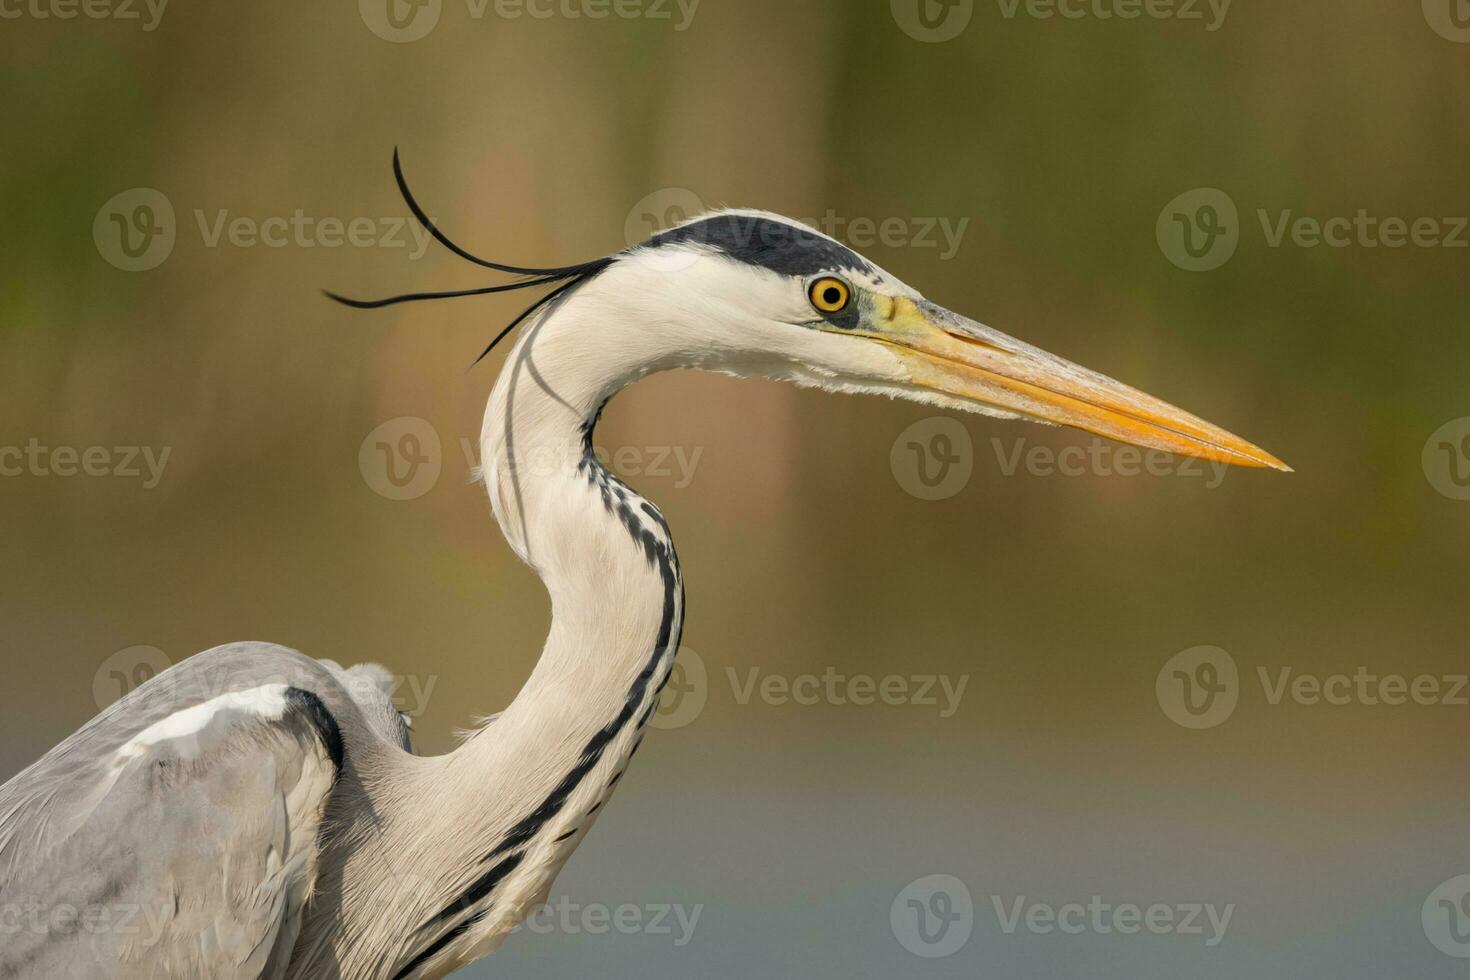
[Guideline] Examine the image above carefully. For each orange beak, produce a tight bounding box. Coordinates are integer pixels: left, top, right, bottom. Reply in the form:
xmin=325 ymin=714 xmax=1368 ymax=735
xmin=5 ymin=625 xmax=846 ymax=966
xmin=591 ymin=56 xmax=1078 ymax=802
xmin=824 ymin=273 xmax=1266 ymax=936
xmin=855 ymin=296 xmax=1290 ymax=472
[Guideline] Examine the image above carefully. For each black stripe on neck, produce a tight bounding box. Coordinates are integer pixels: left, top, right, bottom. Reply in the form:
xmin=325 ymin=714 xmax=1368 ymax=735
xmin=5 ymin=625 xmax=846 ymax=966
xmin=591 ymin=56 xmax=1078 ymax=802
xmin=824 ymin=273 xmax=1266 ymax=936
xmin=417 ymin=486 xmax=683 ymax=943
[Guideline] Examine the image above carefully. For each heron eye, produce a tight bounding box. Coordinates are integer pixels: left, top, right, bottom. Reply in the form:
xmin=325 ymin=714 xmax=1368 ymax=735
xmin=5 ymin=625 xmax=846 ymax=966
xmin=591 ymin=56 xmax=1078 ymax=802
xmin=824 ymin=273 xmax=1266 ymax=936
xmin=809 ymin=277 xmax=851 ymax=315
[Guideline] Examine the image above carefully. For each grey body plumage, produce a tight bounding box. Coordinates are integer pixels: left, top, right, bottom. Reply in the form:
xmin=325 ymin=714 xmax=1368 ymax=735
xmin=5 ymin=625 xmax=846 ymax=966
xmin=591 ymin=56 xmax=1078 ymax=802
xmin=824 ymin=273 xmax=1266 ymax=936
xmin=0 ymin=645 xmax=381 ymax=978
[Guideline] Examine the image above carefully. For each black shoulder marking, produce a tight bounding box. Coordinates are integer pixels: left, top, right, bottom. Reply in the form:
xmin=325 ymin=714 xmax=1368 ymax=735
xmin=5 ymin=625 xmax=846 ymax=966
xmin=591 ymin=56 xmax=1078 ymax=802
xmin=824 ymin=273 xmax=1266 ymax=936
xmin=644 ymin=213 xmax=873 ymax=279
xmin=284 ymin=687 xmax=344 ymax=773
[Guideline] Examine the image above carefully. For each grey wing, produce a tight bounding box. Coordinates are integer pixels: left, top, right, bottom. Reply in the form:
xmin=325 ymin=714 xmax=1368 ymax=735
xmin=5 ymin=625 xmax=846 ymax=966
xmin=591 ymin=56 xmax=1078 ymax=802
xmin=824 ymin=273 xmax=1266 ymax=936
xmin=0 ymin=648 xmax=344 ymax=980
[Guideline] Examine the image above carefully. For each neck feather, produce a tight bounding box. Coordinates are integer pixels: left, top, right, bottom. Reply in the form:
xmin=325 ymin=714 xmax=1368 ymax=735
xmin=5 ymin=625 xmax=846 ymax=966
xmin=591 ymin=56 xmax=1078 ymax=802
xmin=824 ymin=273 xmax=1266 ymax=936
xmin=388 ymin=296 xmax=685 ymax=971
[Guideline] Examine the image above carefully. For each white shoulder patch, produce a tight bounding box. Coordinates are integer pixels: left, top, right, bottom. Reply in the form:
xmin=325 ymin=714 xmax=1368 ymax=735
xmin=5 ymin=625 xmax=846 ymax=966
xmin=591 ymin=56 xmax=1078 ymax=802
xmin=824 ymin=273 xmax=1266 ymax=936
xmin=116 ymin=683 xmax=291 ymax=763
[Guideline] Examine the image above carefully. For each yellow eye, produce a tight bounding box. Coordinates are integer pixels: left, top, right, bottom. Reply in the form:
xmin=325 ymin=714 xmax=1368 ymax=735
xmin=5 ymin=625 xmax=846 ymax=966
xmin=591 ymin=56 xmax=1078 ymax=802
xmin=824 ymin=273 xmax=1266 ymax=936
xmin=809 ymin=277 xmax=851 ymax=314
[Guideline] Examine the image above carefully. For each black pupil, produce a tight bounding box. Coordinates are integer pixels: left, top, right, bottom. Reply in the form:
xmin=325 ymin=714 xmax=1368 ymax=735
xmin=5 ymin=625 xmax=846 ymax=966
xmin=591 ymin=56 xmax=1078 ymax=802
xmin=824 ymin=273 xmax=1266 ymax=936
xmin=822 ymin=286 xmax=842 ymax=306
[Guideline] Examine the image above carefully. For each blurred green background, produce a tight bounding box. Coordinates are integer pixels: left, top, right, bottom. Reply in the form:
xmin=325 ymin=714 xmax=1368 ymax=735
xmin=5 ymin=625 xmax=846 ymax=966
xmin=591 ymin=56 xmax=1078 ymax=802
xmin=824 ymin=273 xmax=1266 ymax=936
xmin=3 ymin=1 xmax=1469 ymax=976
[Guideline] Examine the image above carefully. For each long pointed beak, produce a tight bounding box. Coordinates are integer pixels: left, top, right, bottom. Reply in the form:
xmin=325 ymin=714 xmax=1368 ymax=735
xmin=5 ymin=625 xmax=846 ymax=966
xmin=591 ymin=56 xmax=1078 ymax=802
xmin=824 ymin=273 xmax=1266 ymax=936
xmin=865 ymin=297 xmax=1290 ymax=471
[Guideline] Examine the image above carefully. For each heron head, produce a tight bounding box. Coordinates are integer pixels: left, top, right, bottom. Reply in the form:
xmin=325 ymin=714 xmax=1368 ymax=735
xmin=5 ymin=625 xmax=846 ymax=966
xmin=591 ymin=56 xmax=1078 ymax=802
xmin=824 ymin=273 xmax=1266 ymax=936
xmin=329 ymin=156 xmax=1287 ymax=473
xmin=605 ymin=209 xmax=1289 ymax=472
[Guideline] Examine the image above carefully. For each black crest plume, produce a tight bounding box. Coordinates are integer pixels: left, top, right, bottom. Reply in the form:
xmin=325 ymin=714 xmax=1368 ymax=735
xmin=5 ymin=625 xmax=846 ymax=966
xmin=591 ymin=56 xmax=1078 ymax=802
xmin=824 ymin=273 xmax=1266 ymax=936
xmin=325 ymin=149 xmax=613 ymax=364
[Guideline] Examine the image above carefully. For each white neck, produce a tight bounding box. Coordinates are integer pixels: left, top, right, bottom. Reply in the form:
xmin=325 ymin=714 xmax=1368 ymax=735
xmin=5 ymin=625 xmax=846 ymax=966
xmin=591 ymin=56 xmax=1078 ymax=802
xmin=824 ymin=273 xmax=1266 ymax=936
xmin=400 ymin=287 xmax=686 ymax=970
xmin=476 ymin=301 xmax=686 ymax=776
xmin=477 ymin=286 xmax=686 ymax=758
xmin=326 ymin=236 xmax=924 ymax=978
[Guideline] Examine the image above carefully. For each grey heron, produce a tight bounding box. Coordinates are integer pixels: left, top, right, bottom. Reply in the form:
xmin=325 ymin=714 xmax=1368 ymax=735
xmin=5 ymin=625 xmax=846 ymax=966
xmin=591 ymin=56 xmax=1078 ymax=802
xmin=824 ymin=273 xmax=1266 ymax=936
xmin=0 ymin=154 xmax=1288 ymax=979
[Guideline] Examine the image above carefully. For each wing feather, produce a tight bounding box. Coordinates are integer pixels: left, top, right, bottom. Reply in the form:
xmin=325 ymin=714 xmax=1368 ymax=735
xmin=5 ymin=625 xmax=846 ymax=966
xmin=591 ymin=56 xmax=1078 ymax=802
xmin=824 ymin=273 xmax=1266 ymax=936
xmin=0 ymin=676 xmax=341 ymax=980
